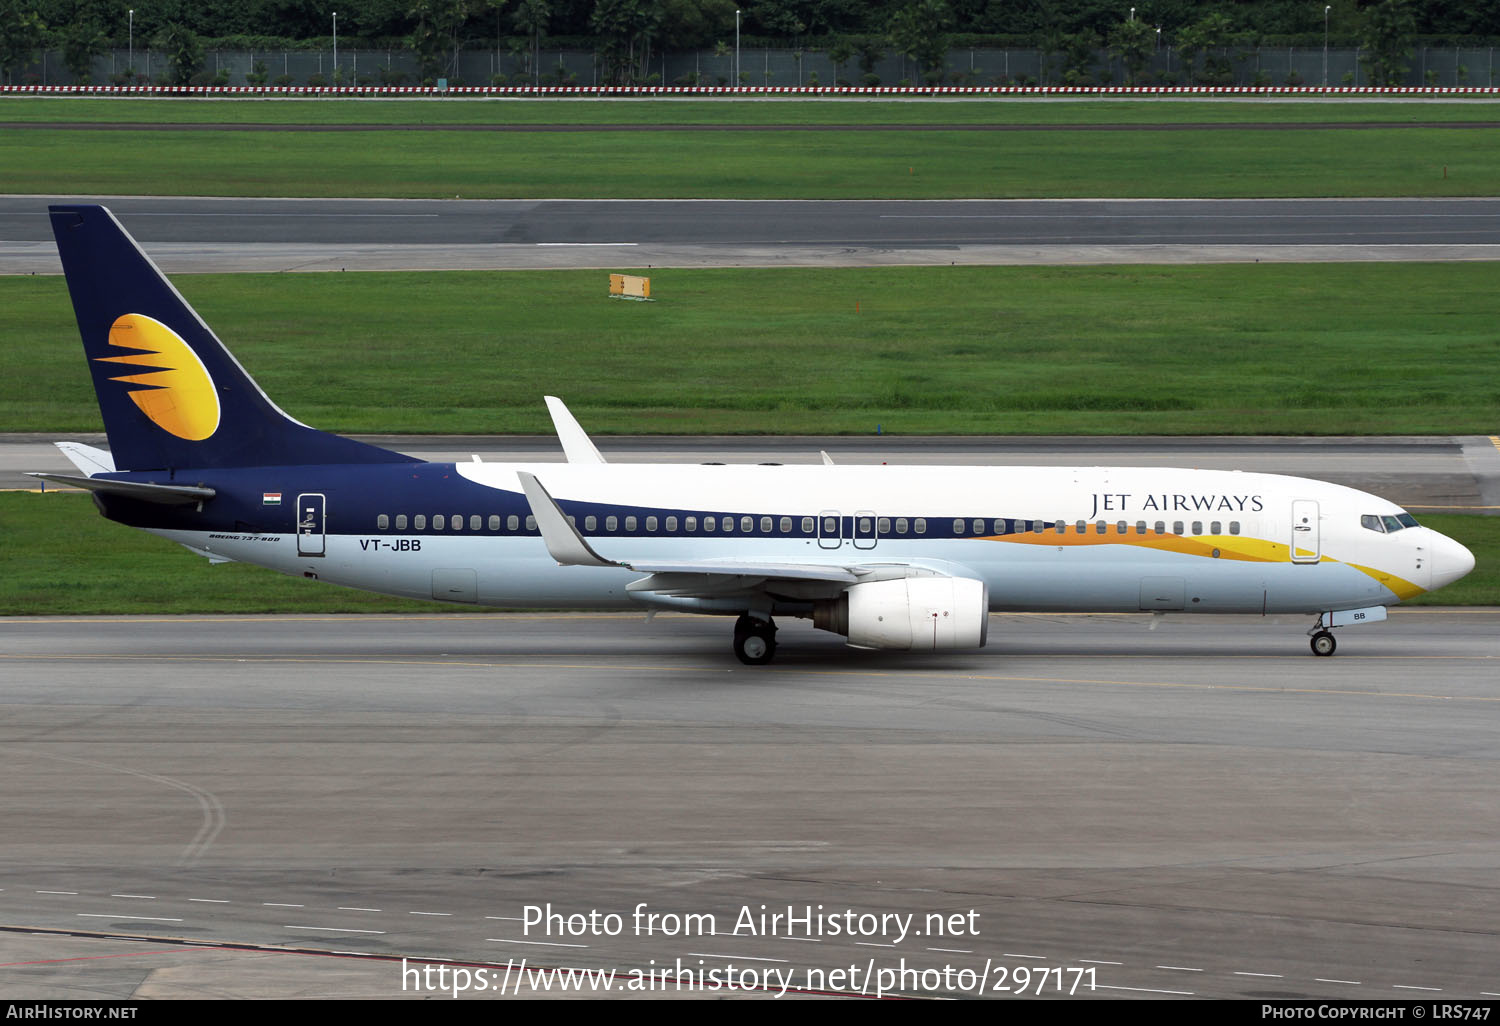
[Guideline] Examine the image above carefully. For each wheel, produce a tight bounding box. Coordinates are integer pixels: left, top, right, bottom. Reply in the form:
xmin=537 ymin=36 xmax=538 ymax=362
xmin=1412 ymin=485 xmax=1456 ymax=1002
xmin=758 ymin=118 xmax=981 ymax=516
xmin=733 ymin=615 xmax=777 ymax=665
xmin=1310 ymin=631 xmax=1337 ymax=657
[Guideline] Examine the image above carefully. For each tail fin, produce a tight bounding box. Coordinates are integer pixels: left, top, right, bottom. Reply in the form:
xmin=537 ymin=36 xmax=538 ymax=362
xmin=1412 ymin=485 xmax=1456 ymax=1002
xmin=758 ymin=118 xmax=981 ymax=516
xmin=49 ymin=205 xmax=415 ymax=472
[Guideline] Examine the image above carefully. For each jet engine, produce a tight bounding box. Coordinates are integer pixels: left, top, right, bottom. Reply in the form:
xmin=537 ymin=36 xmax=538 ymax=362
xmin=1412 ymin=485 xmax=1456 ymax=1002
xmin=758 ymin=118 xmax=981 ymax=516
xmin=813 ymin=576 xmax=989 ymax=651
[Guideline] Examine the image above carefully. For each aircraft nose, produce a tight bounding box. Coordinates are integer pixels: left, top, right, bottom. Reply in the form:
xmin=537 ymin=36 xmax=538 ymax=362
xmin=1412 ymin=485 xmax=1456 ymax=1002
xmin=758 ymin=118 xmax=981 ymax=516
xmin=1429 ymin=531 xmax=1476 ymax=592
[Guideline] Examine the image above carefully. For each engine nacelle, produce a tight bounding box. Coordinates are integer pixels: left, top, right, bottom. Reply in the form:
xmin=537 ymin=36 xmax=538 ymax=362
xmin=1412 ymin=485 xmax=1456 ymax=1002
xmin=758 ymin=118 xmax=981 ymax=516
xmin=815 ymin=576 xmax=989 ymax=651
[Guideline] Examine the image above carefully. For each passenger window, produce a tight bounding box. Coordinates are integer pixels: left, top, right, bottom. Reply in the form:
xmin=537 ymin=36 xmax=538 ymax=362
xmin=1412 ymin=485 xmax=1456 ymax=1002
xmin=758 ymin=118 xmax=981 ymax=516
xmin=646 ymin=516 xmax=658 ymax=532
xmin=1155 ymin=521 xmax=1165 ymax=535
xmin=1135 ymin=521 xmax=1146 ymax=535
xmin=823 ymin=517 xmax=837 ymax=535
xmin=1075 ymin=520 xmax=1086 ymax=534
xmin=722 ymin=517 xmax=733 ymax=532
xmin=395 ymin=514 xmax=407 ymax=530
xmin=1192 ymin=521 xmax=1203 ymax=535
xmin=565 ymin=515 xmax=575 ymax=527
xmin=741 ymin=516 xmax=753 ymax=533
xmin=801 ymin=517 xmax=813 ymax=534
xmin=606 ymin=516 xmax=618 ymax=531
xmin=525 ymin=515 xmax=536 ymax=531
xmin=432 ymin=515 xmax=444 ymax=530
xmin=451 ymin=515 xmax=462 ymax=531
xmin=626 ymin=516 xmax=638 ymax=532
xmin=953 ymin=519 xmax=965 ymax=535
xmin=704 ymin=517 xmax=714 ymax=532
xmin=994 ymin=519 xmax=1007 ymax=535
xmin=471 ymin=515 xmax=481 ymax=531
xmin=666 ymin=516 xmax=678 ymax=532
xmin=1172 ymin=521 xmax=1183 ymax=535
xmin=1230 ymin=521 xmax=1241 ymax=535
xmin=1032 ymin=521 xmax=1044 ymax=534
xmin=488 ymin=515 xmax=500 ymax=531
xmin=1097 ymin=521 xmax=1108 ymax=535
xmin=586 ymin=515 xmax=598 ymax=531
xmin=895 ymin=517 xmax=908 ymax=534
xmin=415 ymin=515 xmax=427 ymax=530
xmin=783 ymin=517 xmax=795 ymax=533
xmin=688 ymin=516 xmax=699 ymax=531
xmin=377 ymin=514 xmax=389 ymax=530
xmin=507 ymin=515 xmax=518 ymax=531
xmin=1055 ymin=521 xmax=1066 ymax=534
xmin=915 ymin=518 xmax=927 ymax=535
xmin=1209 ymin=521 xmax=1220 ymax=534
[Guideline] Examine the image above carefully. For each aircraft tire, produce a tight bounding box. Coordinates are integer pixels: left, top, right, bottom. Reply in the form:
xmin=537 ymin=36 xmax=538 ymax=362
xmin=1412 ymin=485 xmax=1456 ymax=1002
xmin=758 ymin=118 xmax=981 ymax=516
xmin=1310 ymin=631 xmax=1337 ymax=657
xmin=734 ymin=615 xmax=777 ymax=665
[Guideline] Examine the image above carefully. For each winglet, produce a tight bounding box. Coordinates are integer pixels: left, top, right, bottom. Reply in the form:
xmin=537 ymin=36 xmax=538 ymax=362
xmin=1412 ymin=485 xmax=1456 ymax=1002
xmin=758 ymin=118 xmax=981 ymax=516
xmin=544 ymin=396 xmax=607 ymax=465
xmin=820 ymin=450 xmax=835 ymax=466
xmin=516 ymin=471 xmax=623 ymax=569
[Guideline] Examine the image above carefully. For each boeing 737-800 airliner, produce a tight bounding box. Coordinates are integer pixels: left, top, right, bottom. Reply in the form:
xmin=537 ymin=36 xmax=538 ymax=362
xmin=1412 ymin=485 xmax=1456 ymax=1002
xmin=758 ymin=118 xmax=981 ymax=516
xmin=34 ymin=205 xmax=1475 ymax=664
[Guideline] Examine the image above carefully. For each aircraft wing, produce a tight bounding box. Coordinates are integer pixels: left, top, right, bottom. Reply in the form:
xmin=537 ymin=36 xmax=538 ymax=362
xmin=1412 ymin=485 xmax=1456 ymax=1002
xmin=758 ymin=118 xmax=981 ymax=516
xmin=517 ymin=471 xmax=864 ymax=585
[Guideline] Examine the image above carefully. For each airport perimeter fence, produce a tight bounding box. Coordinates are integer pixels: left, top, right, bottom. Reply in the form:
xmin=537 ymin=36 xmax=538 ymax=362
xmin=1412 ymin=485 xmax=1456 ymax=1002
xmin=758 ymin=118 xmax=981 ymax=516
xmin=10 ymin=45 xmax=1500 ymax=91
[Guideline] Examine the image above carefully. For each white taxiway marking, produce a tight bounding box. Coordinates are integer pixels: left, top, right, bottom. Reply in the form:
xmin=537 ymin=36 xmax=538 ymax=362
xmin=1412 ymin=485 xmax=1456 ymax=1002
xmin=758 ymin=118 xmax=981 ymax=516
xmin=110 ymin=894 xmax=155 ymax=899
xmin=338 ymin=907 xmax=382 ymax=912
xmin=688 ymin=953 xmax=789 ymax=963
xmin=1158 ymin=965 xmax=1203 ymax=972
xmin=263 ymin=903 xmax=303 ymax=908
xmin=488 ymin=938 xmax=587 ymax=948
xmin=37 ymin=891 xmax=77 ymax=895
xmin=188 ymin=898 xmax=229 ymax=903
xmin=1096 ymin=985 xmax=1194 ymax=995
xmin=535 ymin=242 xmax=638 ymax=247
xmin=927 ymin=947 xmax=972 ymax=954
xmin=409 ymin=911 xmax=453 ymax=917
xmin=1394 ymin=985 xmax=1441 ymax=991
xmin=1316 ymin=979 xmax=1362 ymax=985
xmin=1235 ymin=972 xmax=1283 ymax=978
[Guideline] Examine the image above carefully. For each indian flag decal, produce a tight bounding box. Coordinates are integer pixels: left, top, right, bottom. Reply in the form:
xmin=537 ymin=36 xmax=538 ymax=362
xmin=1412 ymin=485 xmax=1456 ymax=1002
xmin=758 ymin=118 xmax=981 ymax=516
xmin=263 ymin=493 xmax=282 ymax=506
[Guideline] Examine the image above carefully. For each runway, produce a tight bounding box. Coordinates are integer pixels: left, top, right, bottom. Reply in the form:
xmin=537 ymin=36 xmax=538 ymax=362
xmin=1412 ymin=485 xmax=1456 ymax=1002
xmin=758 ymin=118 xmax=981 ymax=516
xmin=7 ymin=196 xmax=1500 ymax=272
xmin=9 ymin=433 xmax=1499 ymax=514
xmin=2 ymin=611 xmax=1499 ymax=999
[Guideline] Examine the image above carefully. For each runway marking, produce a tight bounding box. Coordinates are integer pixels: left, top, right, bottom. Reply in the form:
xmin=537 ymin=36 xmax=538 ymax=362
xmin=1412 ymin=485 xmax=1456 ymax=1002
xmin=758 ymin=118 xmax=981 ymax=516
xmin=489 ymin=938 xmax=587 ymax=948
xmin=536 ymin=242 xmax=638 ymax=247
xmin=409 ymin=912 xmax=453 ymax=917
xmin=1490 ymin=436 xmax=1500 ymax=454
xmin=928 ymin=947 xmax=971 ymax=954
xmin=1234 ymin=971 xmax=1283 ymax=978
xmin=1393 ymin=984 xmax=1441 ymax=991
xmin=1316 ymin=978 xmax=1362 ymax=985
xmin=1003 ymin=952 xmax=1046 ymax=959
xmin=689 ymin=953 xmax=790 ymax=963
xmin=36 ymin=891 xmax=77 ymax=895
xmin=188 ymin=898 xmax=229 ymax=903
xmin=76 ymin=914 xmax=182 ymax=922
xmin=338 ymin=907 xmax=383 ymax=912
xmin=1079 ymin=959 xmax=1121 ymax=965
xmin=1157 ymin=965 xmax=1203 ymax=971
xmin=263 ymin=903 xmax=304 ymax=908
xmin=856 ymin=941 xmax=897 ymax=948
xmin=1096 ymin=984 xmax=1194 ymax=995
xmin=110 ymin=894 xmax=155 ymax=899
xmin=284 ymin=925 xmax=386 ymax=934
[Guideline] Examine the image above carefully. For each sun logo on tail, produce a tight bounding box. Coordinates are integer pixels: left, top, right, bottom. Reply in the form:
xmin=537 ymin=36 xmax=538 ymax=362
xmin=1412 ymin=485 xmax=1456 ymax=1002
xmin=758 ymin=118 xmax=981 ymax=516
xmin=95 ymin=314 xmax=221 ymax=441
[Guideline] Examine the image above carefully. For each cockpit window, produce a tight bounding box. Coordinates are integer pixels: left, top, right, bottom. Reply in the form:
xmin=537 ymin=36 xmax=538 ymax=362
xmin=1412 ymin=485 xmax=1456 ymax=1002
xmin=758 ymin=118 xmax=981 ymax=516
xmin=1397 ymin=513 xmax=1420 ymax=529
xmin=1361 ymin=515 xmax=1385 ymax=533
xmin=1381 ymin=515 xmax=1404 ymax=533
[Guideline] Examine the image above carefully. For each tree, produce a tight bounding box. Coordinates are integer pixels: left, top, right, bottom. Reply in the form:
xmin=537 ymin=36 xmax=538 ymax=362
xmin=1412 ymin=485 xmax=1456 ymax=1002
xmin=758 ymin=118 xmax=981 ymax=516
xmin=828 ymin=37 xmax=854 ymax=85
xmin=1108 ymin=17 xmax=1154 ymax=87
xmin=1360 ymin=0 xmax=1416 ymax=87
xmin=152 ymin=22 xmax=204 ymax=86
xmin=887 ymin=0 xmax=952 ymax=86
xmin=407 ymin=0 xmax=472 ymax=83
xmin=513 ymin=0 xmax=549 ymax=87
xmin=0 ymin=0 xmax=46 ymax=85
xmin=1175 ymin=11 xmax=1233 ymax=86
xmin=590 ymin=0 xmax=663 ymax=86
xmin=1059 ymin=28 xmax=1099 ymax=85
xmin=60 ymin=20 xmax=108 ymax=85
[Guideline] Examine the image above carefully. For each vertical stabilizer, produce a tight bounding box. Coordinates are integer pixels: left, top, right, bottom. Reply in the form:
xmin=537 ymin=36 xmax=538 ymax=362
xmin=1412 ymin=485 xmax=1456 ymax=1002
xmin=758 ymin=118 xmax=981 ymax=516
xmin=50 ymin=205 xmax=415 ymax=472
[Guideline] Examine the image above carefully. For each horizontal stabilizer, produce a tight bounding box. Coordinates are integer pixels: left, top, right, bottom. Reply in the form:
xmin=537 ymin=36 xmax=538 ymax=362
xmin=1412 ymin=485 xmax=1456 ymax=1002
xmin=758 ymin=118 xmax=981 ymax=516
xmin=56 ymin=441 xmax=116 ymax=477
xmin=28 ymin=473 xmax=216 ymax=505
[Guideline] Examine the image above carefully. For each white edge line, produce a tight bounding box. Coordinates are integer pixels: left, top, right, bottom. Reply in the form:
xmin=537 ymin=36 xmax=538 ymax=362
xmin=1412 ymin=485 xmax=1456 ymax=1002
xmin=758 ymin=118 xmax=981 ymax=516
xmin=687 ymin=953 xmax=789 ymax=963
xmin=1096 ymin=984 xmax=1194 ymax=995
xmin=77 ymin=914 xmax=182 ymax=922
xmin=487 ymin=938 xmax=588 ymax=948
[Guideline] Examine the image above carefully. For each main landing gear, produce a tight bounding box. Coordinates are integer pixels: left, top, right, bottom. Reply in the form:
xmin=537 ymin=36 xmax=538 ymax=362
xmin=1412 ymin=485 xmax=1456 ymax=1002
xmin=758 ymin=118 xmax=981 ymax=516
xmin=1309 ymin=630 xmax=1337 ymax=657
xmin=733 ymin=614 xmax=778 ymax=665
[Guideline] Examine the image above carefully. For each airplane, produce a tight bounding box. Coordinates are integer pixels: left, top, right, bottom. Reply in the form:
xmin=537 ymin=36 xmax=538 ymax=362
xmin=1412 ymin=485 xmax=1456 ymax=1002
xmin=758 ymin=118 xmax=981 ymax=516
xmin=33 ymin=204 xmax=1476 ymax=664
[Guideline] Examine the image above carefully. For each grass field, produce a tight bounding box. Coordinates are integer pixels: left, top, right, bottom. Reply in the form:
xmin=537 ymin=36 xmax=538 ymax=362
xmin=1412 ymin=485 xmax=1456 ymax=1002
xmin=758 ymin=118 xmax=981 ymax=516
xmin=7 ymin=264 xmax=1497 ymax=437
xmin=3 ymin=493 xmax=1492 ymax=612
xmin=4 ymin=122 xmax=1493 ymax=198
xmin=6 ymin=97 xmax=1500 ymax=126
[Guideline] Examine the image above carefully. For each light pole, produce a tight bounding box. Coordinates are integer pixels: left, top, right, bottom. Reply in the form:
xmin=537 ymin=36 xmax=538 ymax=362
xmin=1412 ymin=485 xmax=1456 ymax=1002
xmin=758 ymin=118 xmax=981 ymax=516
xmin=735 ymin=10 xmax=740 ymax=88
xmin=1129 ymin=7 xmax=1135 ymax=20
xmin=1323 ymin=5 xmax=1331 ymax=86
xmin=128 ymin=10 xmax=133 ymax=76
xmin=332 ymin=12 xmax=338 ymax=83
